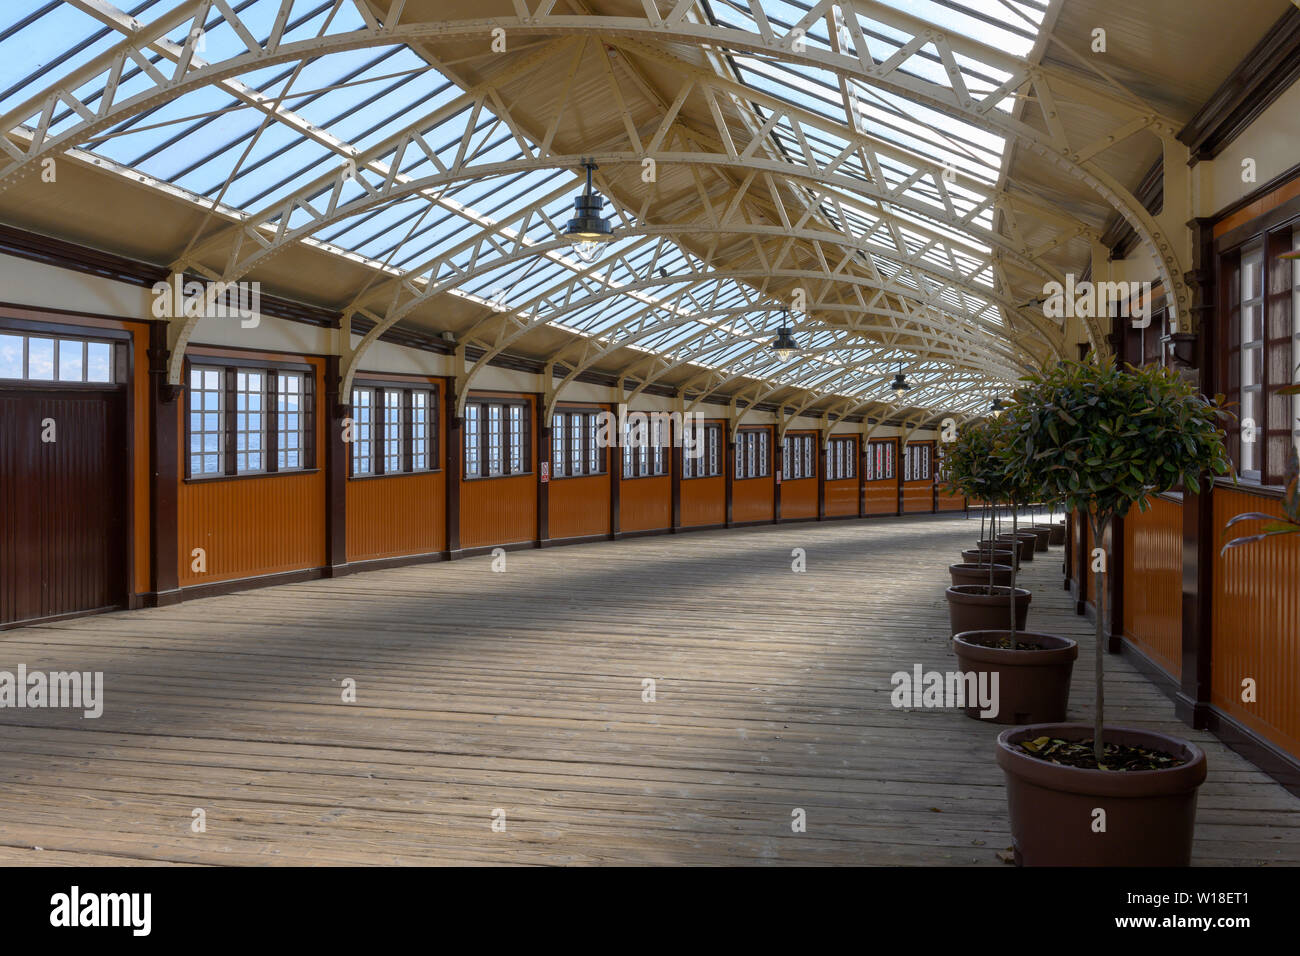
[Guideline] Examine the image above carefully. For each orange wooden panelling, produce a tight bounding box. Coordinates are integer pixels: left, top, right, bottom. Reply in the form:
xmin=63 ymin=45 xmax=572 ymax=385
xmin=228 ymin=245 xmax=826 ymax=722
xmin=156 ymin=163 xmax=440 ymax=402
xmin=1212 ymin=486 xmax=1300 ymax=761
xmin=824 ymin=479 xmax=857 ymax=516
xmin=459 ymin=392 xmax=537 ymax=549
xmin=177 ymin=354 xmax=326 ymax=587
xmin=620 ymin=476 xmax=670 ymax=532
xmin=461 ymin=473 xmax=536 ymax=548
xmin=901 ymin=479 xmax=933 ymax=513
xmin=865 ymin=481 xmax=897 ymax=515
xmin=550 ymin=473 xmax=610 ymax=539
xmin=733 ymin=477 xmax=773 ymax=523
xmin=347 ymin=471 xmax=445 ymax=561
xmin=1121 ymin=495 xmax=1183 ymax=679
xmin=681 ymin=475 xmax=724 ymax=527
xmin=936 ymin=491 xmax=966 ymax=512
xmin=782 ymin=478 xmax=817 ymax=519
xmin=179 ymin=470 xmax=325 ymax=585
xmin=1213 ymin=174 xmax=1300 ymax=238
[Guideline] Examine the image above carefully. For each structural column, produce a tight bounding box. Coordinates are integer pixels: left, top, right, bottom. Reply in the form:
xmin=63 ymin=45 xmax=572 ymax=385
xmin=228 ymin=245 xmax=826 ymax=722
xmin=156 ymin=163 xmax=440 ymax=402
xmin=323 ymin=356 xmax=348 ymax=575
xmin=147 ymin=320 xmax=180 ymax=605
xmin=1176 ymin=217 xmax=1219 ymax=729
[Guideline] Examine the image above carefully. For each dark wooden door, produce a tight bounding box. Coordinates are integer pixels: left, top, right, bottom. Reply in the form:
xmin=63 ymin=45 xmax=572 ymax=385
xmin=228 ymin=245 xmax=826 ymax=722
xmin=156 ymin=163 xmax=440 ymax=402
xmin=0 ymin=387 xmax=127 ymax=627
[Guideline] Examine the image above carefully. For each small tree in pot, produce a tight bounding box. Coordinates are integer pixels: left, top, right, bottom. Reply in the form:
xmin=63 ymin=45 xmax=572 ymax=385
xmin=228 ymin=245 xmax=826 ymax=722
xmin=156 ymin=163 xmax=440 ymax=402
xmin=941 ymin=417 xmax=1031 ymax=636
xmin=993 ymin=357 xmax=1231 ymax=866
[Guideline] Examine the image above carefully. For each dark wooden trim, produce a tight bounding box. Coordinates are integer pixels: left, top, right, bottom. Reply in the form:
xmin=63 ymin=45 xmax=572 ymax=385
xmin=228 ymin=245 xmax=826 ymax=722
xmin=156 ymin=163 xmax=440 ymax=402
xmin=448 ymin=540 xmax=535 ymax=561
xmin=536 ymin=398 xmax=549 ymax=543
xmin=180 ymin=567 xmax=327 ymax=600
xmin=147 ymin=320 xmax=180 ymax=603
xmin=723 ymin=419 xmax=735 ymax=527
xmin=539 ymin=532 xmax=607 ymax=549
xmin=446 ymin=405 xmax=461 ymax=554
xmin=670 ymin=417 xmax=682 ymax=532
xmin=332 ymin=550 xmax=448 ymax=574
xmin=1115 ymin=634 xmax=1182 ymax=704
xmin=609 ymin=423 xmax=621 ymax=537
xmin=323 ymin=356 xmax=347 ymax=574
xmin=1202 ymin=706 xmax=1300 ymax=799
xmin=858 ymin=441 xmax=867 ymax=518
xmin=1213 ymin=187 xmax=1300 ymax=254
xmin=1178 ymin=6 xmax=1300 ymax=162
xmin=816 ymin=429 xmax=827 ymax=520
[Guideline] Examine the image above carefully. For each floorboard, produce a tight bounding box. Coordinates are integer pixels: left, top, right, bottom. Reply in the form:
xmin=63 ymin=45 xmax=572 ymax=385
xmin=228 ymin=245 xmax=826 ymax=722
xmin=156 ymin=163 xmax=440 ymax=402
xmin=0 ymin=515 xmax=1296 ymax=865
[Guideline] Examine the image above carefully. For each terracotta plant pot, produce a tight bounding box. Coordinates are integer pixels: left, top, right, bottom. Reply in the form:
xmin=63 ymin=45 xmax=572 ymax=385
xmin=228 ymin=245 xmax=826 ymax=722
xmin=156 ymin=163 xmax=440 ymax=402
xmin=960 ymin=548 xmax=1018 ymax=569
xmin=951 ymin=631 xmax=1077 ymax=724
xmin=1025 ymin=526 xmax=1051 ymax=552
xmin=996 ymin=724 xmax=1207 ymax=866
xmin=1048 ymin=523 xmax=1066 ymax=547
xmin=996 ymin=533 xmax=1036 ymax=561
xmin=944 ymin=585 xmax=1030 ymax=636
xmin=949 ymin=562 xmax=1013 ymax=587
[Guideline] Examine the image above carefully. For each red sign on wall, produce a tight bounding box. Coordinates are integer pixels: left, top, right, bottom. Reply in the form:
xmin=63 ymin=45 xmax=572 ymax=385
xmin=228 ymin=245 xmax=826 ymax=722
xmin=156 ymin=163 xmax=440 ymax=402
xmin=540 ymin=462 xmax=550 ymax=483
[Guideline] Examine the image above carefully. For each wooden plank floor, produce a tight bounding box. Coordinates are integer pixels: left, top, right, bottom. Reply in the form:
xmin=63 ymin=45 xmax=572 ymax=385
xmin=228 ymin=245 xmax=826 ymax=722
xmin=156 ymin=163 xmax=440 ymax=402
xmin=0 ymin=514 xmax=1297 ymax=866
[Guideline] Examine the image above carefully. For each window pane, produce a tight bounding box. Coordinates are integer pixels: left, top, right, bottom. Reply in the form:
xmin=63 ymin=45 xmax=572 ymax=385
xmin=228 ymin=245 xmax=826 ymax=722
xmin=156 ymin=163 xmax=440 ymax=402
xmin=57 ymin=339 xmax=84 ymax=381
xmin=552 ymin=415 xmax=565 ymax=476
xmin=27 ymin=337 xmax=54 ymax=380
xmin=383 ymin=390 xmax=402 ymax=474
xmin=86 ymin=342 xmax=112 ymax=382
xmin=352 ymin=388 xmax=374 ymax=475
xmin=0 ymin=334 xmax=21 ymax=378
xmin=191 ymin=366 xmax=225 ymax=475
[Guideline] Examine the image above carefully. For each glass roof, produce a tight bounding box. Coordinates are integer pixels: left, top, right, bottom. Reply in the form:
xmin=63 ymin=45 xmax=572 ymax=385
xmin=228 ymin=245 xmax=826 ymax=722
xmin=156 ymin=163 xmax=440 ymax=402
xmin=0 ymin=0 xmax=1049 ymax=416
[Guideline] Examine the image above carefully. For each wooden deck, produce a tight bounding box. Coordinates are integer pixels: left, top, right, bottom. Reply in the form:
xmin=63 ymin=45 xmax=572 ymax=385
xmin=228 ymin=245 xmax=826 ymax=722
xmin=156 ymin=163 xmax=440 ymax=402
xmin=0 ymin=514 xmax=1297 ymax=866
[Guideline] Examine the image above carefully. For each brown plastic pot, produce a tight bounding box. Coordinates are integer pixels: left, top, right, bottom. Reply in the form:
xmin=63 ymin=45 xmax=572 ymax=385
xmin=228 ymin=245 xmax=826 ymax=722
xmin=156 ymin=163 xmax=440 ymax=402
xmin=961 ymin=548 xmax=1018 ymax=569
xmin=996 ymin=724 xmax=1207 ymax=866
xmin=944 ymin=585 xmax=1030 ymax=636
xmin=949 ymin=562 xmax=1013 ymax=587
xmin=1048 ymin=523 xmax=1066 ymax=547
xmin=951 ymin=631 xmax=1077 ymax=724
xmin=1025 ymin=526 xmax=1051 ymax=552
xmin=996 ymin=533 xmax=1036 ymax=561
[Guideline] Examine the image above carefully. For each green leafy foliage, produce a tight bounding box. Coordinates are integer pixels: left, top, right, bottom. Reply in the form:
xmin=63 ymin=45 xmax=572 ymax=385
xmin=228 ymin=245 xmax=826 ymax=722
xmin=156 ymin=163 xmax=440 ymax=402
xmin=997 ymin=358 xmax=1230 ymax=521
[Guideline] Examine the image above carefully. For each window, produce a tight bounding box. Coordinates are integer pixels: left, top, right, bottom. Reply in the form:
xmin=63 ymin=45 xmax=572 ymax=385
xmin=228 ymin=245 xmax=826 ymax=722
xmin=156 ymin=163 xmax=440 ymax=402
xmin=464 ymin=398 xmax=530 ymax=479
xmin=782 ymin=433 xmax=815 ymax=480
xmin=903 ymin=443 xmax=932 ymax=481
xmin=349 ymin=383 xmax=438 ymax=477
xmin=1293 ymin=227 xmax=1299 ymax=460
xmin=552 ymin=408 xmax=607 ymax=478
xmin=621 ymin=413 xmax=669 ymax=478
xmin=0 ymin=331 xmax=114 ymax=383
xmin=826 ymin=437 xmax=857 ymax=480
xmin=682 ymin=422 xmax=722 ymax=478
xmin=352 ymin=387 xmax=375 ymax=476
xmin=234 ymin=370 xmax=265 ymax=474
xmin=277 ymin=372 xmax=306 ymax=471
xmin=734 ymin=428 xmax=770 ymax=479
xmin=191 ymin=367 xmax=225 ymax=476
xmin=188 ymin=361 xmax=315 ymax=479
xmin=865 ymin=440 xmax=895 ymax=480
xmin=1239 ymin=241 xmax=1264 ymax=479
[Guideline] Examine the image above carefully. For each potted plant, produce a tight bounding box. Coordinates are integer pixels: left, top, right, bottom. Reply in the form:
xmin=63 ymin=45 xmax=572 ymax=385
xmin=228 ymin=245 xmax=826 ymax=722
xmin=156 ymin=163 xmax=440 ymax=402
xmin=993 ymin=358 xmax=1230 ymax=866
xmin=950 ymin=412 xmax=1077 ymax=726
xmin=941 ymin=417 xmax=1031 ymax=636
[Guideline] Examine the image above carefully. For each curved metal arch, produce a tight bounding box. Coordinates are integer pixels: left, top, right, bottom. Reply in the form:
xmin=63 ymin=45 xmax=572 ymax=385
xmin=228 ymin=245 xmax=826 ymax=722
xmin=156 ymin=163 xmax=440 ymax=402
xmin=453 ymin=264 xmax=1033 ymax=413
xmin=334 ymin=209 xmax=1060 ymax=399
xmin=149 ymin=147 xmax=1066 ymax=391
xmin=542 ymin=312 xmax=1017 ymax=420
xmin=0 ymin=9 xmax=1183 ymax=324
